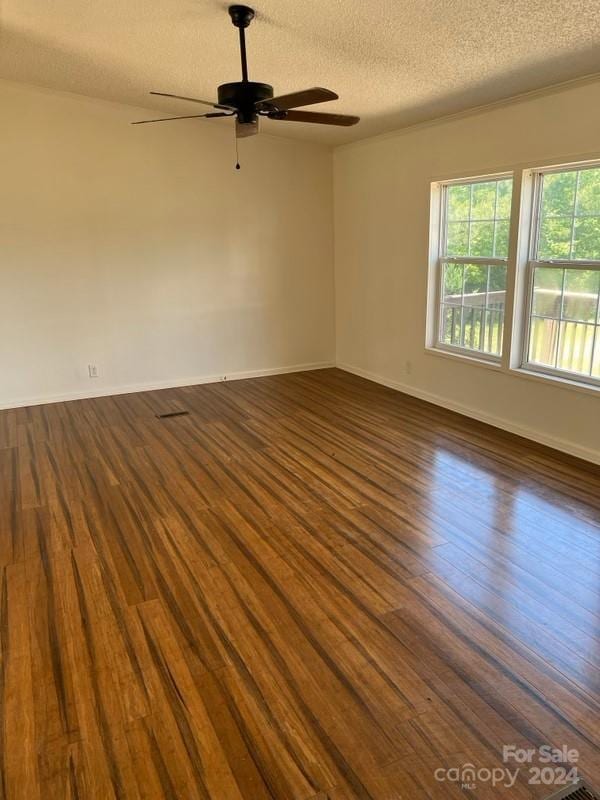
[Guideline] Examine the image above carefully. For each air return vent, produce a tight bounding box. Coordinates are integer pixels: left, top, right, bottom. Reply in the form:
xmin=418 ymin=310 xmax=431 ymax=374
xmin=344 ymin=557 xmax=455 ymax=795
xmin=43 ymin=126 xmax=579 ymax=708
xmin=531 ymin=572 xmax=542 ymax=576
xmin=545 ymin=780 xmax=599 ymax=799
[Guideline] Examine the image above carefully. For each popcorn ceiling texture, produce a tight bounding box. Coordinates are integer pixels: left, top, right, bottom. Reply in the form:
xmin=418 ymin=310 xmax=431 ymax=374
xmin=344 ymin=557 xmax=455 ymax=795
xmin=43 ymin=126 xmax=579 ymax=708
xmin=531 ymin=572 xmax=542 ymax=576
xmin=1 ymin=0 xmax=600 ymax=144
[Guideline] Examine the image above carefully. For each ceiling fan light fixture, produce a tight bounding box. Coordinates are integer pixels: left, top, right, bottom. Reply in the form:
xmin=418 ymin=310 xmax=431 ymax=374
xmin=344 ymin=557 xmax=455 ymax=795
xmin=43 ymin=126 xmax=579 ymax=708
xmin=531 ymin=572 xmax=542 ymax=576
xmin=236 ymin=118 xmax=259 ymax=138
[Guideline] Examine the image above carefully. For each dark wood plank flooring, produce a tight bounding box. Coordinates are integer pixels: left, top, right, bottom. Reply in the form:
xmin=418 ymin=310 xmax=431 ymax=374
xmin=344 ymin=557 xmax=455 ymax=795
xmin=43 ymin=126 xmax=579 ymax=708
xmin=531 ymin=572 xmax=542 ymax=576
xmin=1 ymin=367 xmax=599 ymax=799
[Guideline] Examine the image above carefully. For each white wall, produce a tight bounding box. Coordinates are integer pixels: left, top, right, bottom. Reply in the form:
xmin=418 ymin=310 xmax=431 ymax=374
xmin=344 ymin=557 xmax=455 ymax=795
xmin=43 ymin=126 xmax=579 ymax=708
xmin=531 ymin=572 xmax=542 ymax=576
xmin=0 ymin=80 xmax=334 ymax=408
xmin=334 ymin=79 xmax=600 ymax=464
xmin=3 ymin=76 xmax=600 ymax=463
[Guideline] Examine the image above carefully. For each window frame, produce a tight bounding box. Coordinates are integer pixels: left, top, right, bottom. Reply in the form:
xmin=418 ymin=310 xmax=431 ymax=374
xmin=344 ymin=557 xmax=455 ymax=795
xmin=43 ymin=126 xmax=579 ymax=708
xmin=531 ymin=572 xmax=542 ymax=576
xmin=520 ymin=160 xmax=600 ymax=389
xmin=427 ymin=157 xmax=600 ymax=396
xmin=432 ymin=172 xmax=514 ymax=364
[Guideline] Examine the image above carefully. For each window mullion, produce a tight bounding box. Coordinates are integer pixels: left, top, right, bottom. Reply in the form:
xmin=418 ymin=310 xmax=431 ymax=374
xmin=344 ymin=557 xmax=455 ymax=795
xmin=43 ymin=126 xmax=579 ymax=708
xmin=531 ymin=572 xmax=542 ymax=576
xmin=568 ymin=170 xmax=581 ymax=260
xmin=589 ymin=278 xmax=600 ymax=376
xmin=554 ymin=268 xmax=567 ymax=369
xmin=444 ymin=256 xmax=507 ymax=265
xmin=435 ymin=186 xmax=448 ymax=349
xmin=492 ymin=181 xmax=499 ymax=258
xmin=483 ymin=265 xmax=491 ymax=353
xmin=460 ymin=263 xmax=467 ymax=348
xmin=467 ymin=184 xmax=473 ymax=257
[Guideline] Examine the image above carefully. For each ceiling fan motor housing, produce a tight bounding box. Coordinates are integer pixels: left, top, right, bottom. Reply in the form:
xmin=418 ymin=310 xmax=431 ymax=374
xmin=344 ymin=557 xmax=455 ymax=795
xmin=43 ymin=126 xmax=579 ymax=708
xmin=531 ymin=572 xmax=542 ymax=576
xmin=218 ymin=81 xmax=273 ymax=123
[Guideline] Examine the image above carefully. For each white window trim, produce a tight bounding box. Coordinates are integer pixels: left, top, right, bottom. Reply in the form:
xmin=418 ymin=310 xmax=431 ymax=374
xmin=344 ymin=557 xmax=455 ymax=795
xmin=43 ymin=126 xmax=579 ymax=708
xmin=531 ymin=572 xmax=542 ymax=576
xmin=518 ymin=159 xmax=600 ymax=389
xmin=426 ymin=154 xmax=600 ymax=396
xmin=427 ymin=172 xmax=513 ymax=366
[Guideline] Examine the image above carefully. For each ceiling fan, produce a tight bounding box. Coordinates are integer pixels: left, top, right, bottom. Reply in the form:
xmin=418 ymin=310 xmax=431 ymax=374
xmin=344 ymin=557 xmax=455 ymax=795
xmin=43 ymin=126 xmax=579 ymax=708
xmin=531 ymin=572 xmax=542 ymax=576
xmin=132 ymin=4 xmax=360 ymax=141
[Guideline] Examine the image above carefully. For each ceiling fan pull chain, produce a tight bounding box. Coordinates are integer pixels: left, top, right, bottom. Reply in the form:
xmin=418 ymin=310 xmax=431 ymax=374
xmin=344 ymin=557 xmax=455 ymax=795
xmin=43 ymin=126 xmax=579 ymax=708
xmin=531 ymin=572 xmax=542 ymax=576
xmin=235 ymin=132 xmax=241 ymax=170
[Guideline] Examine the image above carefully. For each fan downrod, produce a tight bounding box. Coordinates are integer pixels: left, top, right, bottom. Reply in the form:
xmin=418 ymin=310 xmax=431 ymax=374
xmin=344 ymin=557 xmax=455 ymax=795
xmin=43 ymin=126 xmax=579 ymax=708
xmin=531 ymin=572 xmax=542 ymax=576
xmin=228 ymin=5 xmax=255 ymax=28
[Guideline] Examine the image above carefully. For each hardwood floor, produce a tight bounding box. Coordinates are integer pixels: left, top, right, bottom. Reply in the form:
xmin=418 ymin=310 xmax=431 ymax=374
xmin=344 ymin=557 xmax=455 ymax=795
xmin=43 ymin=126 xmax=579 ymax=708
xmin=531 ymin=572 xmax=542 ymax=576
xmin=1 ymin=367 xmax=599 ymax=799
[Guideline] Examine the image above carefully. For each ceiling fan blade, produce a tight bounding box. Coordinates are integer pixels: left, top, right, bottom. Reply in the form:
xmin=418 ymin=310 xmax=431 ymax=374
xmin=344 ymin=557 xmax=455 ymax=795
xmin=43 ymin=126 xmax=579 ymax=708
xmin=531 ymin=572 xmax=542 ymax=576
xmin=149 ymin=91 xmax=234 ymax=111
xmin=256 ymin=87 xmax=338 ymax=112
xmin=132 ymin=112 xmax=232 ymax=125
xmin=236 ymin=119 xmax=259 ymax=138
xmin=269 ymin=110 xmax=360 ymax=127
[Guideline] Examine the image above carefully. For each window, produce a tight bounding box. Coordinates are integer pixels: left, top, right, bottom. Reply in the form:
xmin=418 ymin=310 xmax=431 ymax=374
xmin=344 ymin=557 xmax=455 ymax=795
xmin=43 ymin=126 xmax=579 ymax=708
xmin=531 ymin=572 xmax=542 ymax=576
xmin=436 ymin=176 xmax=513 ymax=359
xmin=428 ymin=158 xmax=600 ymax=392
xmin=524 ymin=164 xmax=600 ymax=383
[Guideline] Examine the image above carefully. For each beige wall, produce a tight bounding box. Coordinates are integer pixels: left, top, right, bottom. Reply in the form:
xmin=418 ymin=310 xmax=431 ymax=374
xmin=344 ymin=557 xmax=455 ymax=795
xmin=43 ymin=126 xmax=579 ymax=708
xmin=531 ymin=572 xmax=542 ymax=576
xmin=334 ymin=79 xmax=600 ymax=463
xmin=0 ymin=80 xmax=334 ymax=408
xmin=3 ymin=76 xmax=600 ymax=463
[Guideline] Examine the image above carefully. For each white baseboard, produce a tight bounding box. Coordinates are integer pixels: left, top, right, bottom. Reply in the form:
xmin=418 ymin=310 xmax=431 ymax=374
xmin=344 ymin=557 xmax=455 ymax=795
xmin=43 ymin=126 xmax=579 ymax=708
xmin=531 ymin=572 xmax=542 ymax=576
xmin=6 ymin=359 xmax=598 ymax=466
xmin=0 ymin=361 xmax=335 ymax=411
xmin=337 ymin=362 xmax=600 ymax=466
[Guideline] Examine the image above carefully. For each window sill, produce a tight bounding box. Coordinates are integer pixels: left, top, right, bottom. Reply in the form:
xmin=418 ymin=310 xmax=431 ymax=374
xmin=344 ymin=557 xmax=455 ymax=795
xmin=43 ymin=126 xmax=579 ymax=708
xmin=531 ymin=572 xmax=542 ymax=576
xmin=424 ymin=345 xmax=502 ymax=371
xmin=425 ymin=347 xmax=600 ymax=397
xmin=510 ymin=366 xmax=600 ymax=398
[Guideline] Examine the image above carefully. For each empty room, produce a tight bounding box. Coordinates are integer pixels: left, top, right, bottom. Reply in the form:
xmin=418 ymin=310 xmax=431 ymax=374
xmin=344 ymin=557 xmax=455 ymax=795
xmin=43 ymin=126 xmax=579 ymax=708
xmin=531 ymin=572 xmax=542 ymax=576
xmin=1 ymin=0 xmax=600 ymax=798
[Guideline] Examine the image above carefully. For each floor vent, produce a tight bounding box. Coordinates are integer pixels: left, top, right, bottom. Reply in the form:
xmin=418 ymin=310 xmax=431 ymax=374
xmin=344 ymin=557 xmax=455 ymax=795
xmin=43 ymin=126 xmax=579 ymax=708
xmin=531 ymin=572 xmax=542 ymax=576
xmin=545 ymin=781 xmax=599 ymax=799
xmin=156 ymin=410 xmax=190 ymax=419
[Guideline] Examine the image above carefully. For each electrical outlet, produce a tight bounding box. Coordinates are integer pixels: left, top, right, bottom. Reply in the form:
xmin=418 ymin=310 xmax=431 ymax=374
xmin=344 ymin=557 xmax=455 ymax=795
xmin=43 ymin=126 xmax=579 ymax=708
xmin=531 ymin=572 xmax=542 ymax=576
xmin=405 ymin=360 xmax=412 ymax=375
xmin=88 ymin=364 xmax=99 ymax=378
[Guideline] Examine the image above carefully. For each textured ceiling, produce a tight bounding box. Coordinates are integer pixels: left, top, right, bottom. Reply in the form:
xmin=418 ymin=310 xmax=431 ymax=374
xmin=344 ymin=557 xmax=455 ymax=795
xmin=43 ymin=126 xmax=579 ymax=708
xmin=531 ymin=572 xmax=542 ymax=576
xmin=1 ymin=0 xmax=600 ymax=145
